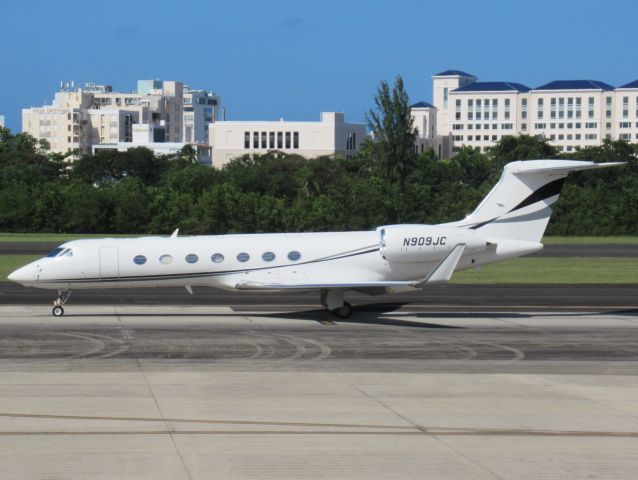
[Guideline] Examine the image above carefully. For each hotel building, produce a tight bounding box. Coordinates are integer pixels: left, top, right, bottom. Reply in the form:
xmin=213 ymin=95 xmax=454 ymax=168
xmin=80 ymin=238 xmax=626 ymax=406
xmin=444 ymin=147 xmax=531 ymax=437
xmin=415 ymin=70 xmax=638 ymax=157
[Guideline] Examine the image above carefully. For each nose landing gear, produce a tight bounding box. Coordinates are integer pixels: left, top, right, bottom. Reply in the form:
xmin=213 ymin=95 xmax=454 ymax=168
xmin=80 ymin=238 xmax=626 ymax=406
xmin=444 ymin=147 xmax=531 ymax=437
xmin=52 ymin=290 xmax=72 ymax=317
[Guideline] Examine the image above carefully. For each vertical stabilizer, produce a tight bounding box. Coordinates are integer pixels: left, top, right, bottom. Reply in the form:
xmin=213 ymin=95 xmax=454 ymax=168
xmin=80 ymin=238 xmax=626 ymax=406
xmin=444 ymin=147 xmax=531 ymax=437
xmin=446 ymin=160 xmax=622 ymax=242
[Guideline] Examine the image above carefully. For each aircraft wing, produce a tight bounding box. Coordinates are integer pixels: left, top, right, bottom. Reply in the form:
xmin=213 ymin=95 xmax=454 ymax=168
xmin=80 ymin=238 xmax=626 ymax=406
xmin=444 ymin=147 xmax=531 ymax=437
xmin=235 ymin=244 xmax=466 ymax=291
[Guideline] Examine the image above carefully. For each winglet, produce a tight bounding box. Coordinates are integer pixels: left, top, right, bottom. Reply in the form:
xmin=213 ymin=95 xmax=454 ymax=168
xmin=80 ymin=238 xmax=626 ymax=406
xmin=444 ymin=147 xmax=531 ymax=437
xmin=414 ymin=243 xmax=466 ymax=287
xmin=171 ymin=228 xmax=179 ymax=238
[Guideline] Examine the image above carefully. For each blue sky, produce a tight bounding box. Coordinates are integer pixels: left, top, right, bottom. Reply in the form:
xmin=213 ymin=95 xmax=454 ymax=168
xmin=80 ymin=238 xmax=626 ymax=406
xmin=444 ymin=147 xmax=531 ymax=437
xmin=1 ymin=0 xmax=636 ymax=131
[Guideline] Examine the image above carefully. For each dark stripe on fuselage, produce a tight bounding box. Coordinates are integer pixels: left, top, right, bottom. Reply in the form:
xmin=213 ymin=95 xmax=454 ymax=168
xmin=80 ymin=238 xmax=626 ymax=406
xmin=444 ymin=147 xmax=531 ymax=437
xmin=38 ymin=246 xmax=381 ymax=284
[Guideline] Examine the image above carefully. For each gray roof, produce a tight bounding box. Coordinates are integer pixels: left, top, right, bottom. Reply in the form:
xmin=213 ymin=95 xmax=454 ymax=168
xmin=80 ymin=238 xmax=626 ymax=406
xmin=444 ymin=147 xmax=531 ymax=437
xmin=454 ymin=81 xmax=531 ymax=93
xmin=411 ymin=101 xmax=434 ymax=108
xmin=535 ymin=80 xmax=615 ymax=91
xmin=619 ymin=79 xmax=638 ymax=89
xmin=435 ymin=70 xmax=475 ymax=77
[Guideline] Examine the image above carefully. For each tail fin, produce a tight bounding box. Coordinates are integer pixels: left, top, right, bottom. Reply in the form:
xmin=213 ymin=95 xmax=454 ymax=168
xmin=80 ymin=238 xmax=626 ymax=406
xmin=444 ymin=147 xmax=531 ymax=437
xmin=447 ymin=160 xmax=623 ymax=242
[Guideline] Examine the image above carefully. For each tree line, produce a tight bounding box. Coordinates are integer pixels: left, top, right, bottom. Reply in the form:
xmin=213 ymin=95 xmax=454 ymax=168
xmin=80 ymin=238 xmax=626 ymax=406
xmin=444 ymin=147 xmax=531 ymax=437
xmin=1 ymin=76 xmax=636 ymax=236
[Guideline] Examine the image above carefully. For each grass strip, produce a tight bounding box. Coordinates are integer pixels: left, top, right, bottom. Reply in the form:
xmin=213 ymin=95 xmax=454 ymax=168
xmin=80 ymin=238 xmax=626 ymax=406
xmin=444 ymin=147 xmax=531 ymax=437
xmin=452 ymin=257 xmax=638 ymax=284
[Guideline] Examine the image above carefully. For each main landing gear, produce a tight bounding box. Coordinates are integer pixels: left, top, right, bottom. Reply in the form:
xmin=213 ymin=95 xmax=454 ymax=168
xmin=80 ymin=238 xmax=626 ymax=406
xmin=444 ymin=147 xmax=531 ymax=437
xmin=320 ymin=289 xmax=353 ymax=319
xmin=52 ymin=290 xmax=71 ymax=317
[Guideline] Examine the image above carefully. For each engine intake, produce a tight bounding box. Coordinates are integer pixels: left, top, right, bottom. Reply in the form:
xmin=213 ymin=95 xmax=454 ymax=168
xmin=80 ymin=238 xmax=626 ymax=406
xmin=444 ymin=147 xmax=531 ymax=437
xmin=379 ymin=225 xmax=487 ymax=263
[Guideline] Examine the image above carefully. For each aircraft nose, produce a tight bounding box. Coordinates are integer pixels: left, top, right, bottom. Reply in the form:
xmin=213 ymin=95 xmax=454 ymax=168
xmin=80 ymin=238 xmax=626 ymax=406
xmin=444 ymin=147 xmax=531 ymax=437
xmin=7 ymin=265 xmax=35 ymax=284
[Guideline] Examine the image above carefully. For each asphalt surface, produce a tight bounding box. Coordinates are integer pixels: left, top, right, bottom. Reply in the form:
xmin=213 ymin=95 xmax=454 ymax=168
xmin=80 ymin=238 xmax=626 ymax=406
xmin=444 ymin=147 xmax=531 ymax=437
xmin=1 ymin=284 xmax=637 ymax=311
xmin=1 ymin=242 xmax=638 ymax=256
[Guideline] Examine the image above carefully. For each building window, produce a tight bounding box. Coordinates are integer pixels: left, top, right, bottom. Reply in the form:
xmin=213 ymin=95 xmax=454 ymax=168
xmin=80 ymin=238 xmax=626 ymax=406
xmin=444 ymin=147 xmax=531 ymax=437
xmin=253 ymin=132 xmax=259 ymax=148
xmin=244 ymin=132 xmax=250 ymax=149
xmin=558 ymin=98 xmax=565 ymax=119
xmin=504 ymin=98 xmax=510 ymax=120
xmin=277 ymin=132 xmax=283 ymax=149
xmin=211 ymin=253 xmax=224 ymax=263
xmin=588 ymin=97 xmax=595 ymax=119
xmin=293 ymin=131 xmax=299 ymax=149
xmin=269 ymin=132 xmax=275 ymax=148
xmin=575 ymin=97 xmax=582 ymax=119
xmin=185 ymin=254 xmax=199 ymax=264
xmin=537 ymin=98 xmax=544 ymax=119
xmin=237 ymin=252 xmax=250 ymax=262
xmin=623 ymin=96 xmax=629 ymax=118
xmin=606 ymin=97 xmax=612 ymax=118
xmin=551 ymin=98 xmax=557 ymax=119
xmin=443 ymin=87 xmax=448 ymax=108
xmin=261 ymin=131 xmax=267 ymax=148
xmin=133 ymin=255 xmax=147 ymax=265
xmin=285 ymin=132 xmax=291 ymax=148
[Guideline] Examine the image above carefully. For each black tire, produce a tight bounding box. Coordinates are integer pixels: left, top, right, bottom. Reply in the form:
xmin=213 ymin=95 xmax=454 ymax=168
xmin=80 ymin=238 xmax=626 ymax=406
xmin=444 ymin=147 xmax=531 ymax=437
xmin=332 ymin=302 xmax=352 ymax=319
xmin=52 ymin=306 xmax=64 ymax=317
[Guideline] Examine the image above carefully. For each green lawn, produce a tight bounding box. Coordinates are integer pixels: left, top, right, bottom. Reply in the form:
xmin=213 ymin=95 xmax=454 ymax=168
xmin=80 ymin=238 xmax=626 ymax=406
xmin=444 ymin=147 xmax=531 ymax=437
xmin=1 ymin=254 xmax=636 ymax=284
xmin=0 ymin=233 xmax=146 ymax=242
xmin=0 ymin=255 xmax=41 ymax=282
xmin=542 ymin=236 xmax=638 ymax=245
xmin=452 ymin=257 xmax=638 ymax=284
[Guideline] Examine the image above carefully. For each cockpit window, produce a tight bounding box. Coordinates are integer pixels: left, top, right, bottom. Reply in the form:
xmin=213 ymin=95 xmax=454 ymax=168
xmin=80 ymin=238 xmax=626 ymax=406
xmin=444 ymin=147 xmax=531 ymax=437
xmin=46 ymin=247 xmax=65 ymax=258
xmin=62 ymin=249 xmax=73 ymax=257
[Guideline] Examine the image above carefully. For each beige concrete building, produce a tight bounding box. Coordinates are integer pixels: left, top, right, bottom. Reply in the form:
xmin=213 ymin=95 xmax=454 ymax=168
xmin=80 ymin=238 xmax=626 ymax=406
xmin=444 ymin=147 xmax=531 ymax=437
xmin=22 ymin=80 xmax=218 ymax=157
xmin=208 ymin=112 xmax=366 ymax=168
xmin=416 ymin=70 xmax=638 ymax=157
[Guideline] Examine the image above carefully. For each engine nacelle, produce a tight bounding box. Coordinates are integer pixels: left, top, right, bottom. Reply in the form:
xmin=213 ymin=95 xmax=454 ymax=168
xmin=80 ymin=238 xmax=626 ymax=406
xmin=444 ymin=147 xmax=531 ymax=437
xmin=378 ymin=224 xmax=487 ymax=263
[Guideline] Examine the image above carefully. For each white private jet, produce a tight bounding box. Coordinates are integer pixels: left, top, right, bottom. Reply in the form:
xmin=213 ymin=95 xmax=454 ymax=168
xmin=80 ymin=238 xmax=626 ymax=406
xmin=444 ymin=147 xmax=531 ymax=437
xmin=8 ymin=159 xmax=621 ymax=318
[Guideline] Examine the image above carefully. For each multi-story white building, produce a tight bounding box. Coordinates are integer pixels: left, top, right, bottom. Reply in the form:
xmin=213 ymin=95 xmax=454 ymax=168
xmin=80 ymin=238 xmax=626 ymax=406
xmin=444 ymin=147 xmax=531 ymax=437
xmin=22 ymin=80 xmax=218 ymax=156
xmin=208 ymin=112 xmax=366 ymax=168
xmin=183 ymin=88 xmax=220 ymax=144
xmin=415 ymin=70 xmax=638 ymax=157
xmin=410 ymin=100 xmax=451 ymax=159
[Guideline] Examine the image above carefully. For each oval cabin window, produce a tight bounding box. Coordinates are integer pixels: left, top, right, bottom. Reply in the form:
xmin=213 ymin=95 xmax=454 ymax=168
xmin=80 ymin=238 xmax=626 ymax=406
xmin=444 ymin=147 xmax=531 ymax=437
xmin=211 ymin=253 xmax=224 ymax=263
xmin=133 ymin=255 xmax=147 ymax=265
xmin=159 ymin=255 xmax=173 ymax=265
xmin=262 ymin=252 xmax=275 ymax=262
xmin=185 ymin=254 xmax=199 ymax=264
xmin=237 ymin=252 xmax=250 ymax=262
xmin=287 ymin=251 xmax=301 ymax=261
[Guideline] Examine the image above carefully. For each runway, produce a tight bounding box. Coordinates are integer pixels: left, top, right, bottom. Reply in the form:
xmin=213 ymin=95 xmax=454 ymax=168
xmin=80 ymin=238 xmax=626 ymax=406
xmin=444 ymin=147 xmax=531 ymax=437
xmin=1 ymin=283 xmax=637 ymax=312
xmin=0 ymin=303 xmax=637 ymax=479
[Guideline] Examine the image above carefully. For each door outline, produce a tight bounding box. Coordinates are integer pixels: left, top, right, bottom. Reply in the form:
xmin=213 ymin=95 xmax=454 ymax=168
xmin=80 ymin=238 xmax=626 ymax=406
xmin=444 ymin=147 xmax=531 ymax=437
xmin=99 ymin=246 xmax=119 ymax=279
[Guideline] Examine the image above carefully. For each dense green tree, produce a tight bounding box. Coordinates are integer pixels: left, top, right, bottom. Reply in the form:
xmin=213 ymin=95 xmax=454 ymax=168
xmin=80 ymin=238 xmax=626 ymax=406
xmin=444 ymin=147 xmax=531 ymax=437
xmin=366 ymin=76 xmax=418 ymax=182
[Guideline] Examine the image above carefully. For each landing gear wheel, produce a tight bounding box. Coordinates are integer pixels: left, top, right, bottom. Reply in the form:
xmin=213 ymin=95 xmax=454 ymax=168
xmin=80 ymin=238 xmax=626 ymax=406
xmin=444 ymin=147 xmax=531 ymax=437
xmin=331 ymin=302 xmax=352 ymax=319
xmin=52 ymin=306 xmax=64 ymax=317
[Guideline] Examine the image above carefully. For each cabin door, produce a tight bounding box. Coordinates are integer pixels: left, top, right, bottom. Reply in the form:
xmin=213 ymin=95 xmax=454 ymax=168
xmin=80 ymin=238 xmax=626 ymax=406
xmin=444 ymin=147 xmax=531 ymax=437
xmin=99 ymin=246 xmax=119 ymax=279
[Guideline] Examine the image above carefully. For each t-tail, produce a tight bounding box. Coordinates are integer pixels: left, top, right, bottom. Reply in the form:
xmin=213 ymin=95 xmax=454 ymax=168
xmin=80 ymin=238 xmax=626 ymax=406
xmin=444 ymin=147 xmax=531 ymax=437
xmin=447 ymin=160 xmax=623 ymax=243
